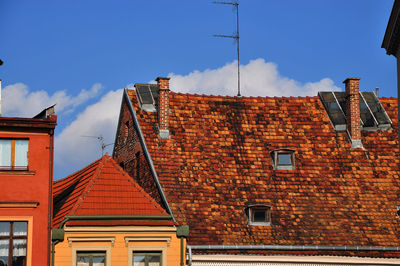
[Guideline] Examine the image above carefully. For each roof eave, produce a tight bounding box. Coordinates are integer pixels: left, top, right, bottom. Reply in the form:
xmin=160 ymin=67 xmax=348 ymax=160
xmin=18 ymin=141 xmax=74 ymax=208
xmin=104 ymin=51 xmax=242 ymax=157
xmin=382 ymin=0 xmax=400 ymax=55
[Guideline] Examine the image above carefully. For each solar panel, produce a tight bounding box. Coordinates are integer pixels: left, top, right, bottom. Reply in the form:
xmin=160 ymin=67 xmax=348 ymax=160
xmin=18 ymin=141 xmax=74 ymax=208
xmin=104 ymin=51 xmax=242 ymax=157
xmin=318 ymin=92 xmax=346 ymax=130
xmin=361 ymin=92 xmax=392 ymax=128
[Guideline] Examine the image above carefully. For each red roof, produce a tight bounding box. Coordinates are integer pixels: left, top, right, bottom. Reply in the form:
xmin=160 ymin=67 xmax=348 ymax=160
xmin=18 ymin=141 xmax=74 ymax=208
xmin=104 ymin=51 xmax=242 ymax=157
xmin=121 ymin=89 xmax=400 ymax=248
xmin=53 ymin=155 xmax=172 ymax=227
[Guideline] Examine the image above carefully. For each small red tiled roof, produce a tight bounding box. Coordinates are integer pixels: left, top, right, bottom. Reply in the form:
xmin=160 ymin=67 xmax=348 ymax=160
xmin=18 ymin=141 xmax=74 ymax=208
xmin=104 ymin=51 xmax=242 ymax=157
xmin=53 ymin=155 xmax=171 ymax=228
xmin=127 ymin=89 xmax=400 ymax=247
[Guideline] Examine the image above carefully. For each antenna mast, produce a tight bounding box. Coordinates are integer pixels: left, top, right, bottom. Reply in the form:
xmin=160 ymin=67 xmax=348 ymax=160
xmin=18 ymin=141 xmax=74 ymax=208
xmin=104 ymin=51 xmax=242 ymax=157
xmin=81 ymin=135 xmax=114 ymax=156
xmin=213 ymin=1 xmax=241 ymax=96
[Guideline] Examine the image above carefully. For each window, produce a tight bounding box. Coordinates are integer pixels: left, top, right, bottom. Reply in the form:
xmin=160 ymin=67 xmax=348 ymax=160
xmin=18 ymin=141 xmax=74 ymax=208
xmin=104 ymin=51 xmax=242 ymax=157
xmin=246 ymin=205 xmax=271 ymax=226
xmin=0 ymin=140 xmax=28 ymax=170
xmin=77 ymin=252 xmax=106 ymax=266
xmin=0 ymin=221 xmax=28 ymax=266
xmin=271 ymin=149 xmax=295 ymax=170
xmin=133 ymin=252 xmax=161 ymax=266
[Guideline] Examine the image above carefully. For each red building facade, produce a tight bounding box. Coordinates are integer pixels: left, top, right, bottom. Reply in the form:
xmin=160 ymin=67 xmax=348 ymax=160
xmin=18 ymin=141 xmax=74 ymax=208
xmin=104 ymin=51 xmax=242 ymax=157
xmin=0 ymin=107 xmax=56 ymax=266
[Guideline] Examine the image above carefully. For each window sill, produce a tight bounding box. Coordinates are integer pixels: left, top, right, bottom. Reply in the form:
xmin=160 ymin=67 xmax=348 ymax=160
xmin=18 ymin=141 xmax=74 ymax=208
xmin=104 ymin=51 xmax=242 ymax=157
xmin=0 ymin=170 xmax=36 ymax=175
xmin=248 ymin=222 xmax=271 ymax=226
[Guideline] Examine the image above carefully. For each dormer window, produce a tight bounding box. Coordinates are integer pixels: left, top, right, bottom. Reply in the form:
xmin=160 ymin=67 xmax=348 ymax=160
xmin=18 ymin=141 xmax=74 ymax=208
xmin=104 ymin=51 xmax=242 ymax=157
xmin=246 ymin=205 xmax=271 ymax=226
xmin=271 ymin=149 xmax=295 ymax=170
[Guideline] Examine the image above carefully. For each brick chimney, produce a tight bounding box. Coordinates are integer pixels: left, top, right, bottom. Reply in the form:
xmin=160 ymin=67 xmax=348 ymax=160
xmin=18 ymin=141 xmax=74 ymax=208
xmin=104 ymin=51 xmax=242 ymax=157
xmin=156 ymin=77 xmax=170 ymax=139
xmin=343 ymin=77 xmax=363 ymax=149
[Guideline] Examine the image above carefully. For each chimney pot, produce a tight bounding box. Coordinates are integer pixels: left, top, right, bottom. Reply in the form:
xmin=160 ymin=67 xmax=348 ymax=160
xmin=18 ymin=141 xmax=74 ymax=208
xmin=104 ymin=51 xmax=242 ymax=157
xmin=156 ymin=77 xmax=170 ymax=139
xmin=343 ymin=77 xmax=362 ymax=148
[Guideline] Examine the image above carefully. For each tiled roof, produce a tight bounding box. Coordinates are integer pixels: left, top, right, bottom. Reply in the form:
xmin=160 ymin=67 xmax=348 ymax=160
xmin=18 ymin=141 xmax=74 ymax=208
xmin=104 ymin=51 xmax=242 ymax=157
xmin=127 ymin=89 xmax=400 ymax=247
xmin=53 ymin=154 xmax=172 ymax=227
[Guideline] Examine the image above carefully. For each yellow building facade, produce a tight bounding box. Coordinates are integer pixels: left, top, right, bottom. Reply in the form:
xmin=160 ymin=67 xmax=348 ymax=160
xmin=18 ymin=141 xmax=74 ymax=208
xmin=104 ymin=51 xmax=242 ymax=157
xmin=54 ymin=224 xmax=186 ymax=266
xmin=51 ymin=156 xmax=187 ymax=266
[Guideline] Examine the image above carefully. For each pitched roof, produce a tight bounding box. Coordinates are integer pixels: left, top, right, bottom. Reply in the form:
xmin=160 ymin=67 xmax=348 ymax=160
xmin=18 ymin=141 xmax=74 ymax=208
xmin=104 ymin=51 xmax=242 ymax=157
xmin=125 ymin=89 xmax=400 ymax=248
xmin=53 ymin=154 xmax=172 ymax=227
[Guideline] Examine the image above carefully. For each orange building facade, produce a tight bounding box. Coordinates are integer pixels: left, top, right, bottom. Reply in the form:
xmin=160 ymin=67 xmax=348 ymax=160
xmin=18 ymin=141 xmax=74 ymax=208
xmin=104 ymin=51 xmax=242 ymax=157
xmin=0 ymin=107 xmax=57 ymax=266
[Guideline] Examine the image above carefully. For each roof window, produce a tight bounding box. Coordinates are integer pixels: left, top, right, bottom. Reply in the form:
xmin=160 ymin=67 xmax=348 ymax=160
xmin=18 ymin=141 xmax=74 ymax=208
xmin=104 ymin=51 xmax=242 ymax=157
xmin=135 ymin=84 xmax=159 ymax=112
xmin=271 ymin=149 xmax=295 ymax=170
xmin=246 ymin=205 xmax=271 ymax=226
xmin=318 ymin=91 xmax=392 ymax=131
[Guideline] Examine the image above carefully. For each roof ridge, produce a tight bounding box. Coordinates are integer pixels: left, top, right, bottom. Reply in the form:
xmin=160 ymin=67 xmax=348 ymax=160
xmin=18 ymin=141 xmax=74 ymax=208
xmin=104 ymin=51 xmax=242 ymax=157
xmin=70 ymin=155 xmax=108 ymax=215
xmin=107 ymin=157 xmax=169 ymax=215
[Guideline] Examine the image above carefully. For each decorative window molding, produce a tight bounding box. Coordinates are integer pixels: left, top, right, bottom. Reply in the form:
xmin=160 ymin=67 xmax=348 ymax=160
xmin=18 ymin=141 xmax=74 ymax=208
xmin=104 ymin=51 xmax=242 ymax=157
xmin=246 ymin=205 xmax=271 ymax=226
xmin=68 ymin=237 xmax=115 ymax=247
xmin=271 ymin=149 xmax=295 ymax=170
xmin=124 ymin=236 xmax=171 ymax=247
xmin=0 ymin=217 xmax=33 ymax=266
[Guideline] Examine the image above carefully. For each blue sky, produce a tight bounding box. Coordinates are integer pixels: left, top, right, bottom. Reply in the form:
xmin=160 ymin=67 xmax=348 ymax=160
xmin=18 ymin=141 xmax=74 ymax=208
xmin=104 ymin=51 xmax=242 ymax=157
xmin=0 ymin=0 xmax=397 ymax=178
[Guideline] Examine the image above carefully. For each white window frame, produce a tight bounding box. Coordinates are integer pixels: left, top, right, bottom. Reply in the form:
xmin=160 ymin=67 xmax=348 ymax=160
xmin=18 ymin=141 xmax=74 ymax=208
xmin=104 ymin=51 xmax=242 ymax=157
xmin=246 ymin=205 xmax=271 ymax=226
xmin=271 ymin=149 xmax=295 ymax=170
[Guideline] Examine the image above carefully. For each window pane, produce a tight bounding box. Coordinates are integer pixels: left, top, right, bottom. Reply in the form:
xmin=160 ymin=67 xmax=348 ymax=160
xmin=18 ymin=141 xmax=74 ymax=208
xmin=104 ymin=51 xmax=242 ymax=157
xmin=0 ymin=240 xmax=9 ymax=266
xmin=278 ymin=153 xmax=291 ymax=165
xmin=92 ymin=255 xmax=105 ymax=266
xmin=14 ymin=140 xmax=28 ymax=168
xmin=13 ymin=222 xmax=27 ymax=236
xmin=0 ymin=223 xmax=10 ymax=236
xmin=0 ymin=140 xmax=11 ymax=168
xmin=12 ymin=239 xmax=26 ymax=266
xmin=253 ymin=210 xmax=266 ymax=222
xmin=77 ymin=255 xmax=90 ymax=266
xmin=148 ymin=255 xmax=161 ymax=266
xmin=133 ymin=255 xmax=146 ymax=266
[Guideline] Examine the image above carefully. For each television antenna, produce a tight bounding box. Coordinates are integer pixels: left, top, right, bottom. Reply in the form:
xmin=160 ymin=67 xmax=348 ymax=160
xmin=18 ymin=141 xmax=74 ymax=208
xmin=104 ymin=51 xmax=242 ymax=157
xmin=81 ymin=135 xmax=114 ymax=156
xmin=213 ymin=0 xmax=241 ymax=96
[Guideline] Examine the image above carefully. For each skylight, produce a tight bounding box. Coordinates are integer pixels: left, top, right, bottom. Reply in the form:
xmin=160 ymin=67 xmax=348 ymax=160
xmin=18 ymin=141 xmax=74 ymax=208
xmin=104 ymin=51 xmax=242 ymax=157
xmin=135 ymin=84 xmax=159 ymax=112
xmin=318 ymin=91 xmax=391 ymax=131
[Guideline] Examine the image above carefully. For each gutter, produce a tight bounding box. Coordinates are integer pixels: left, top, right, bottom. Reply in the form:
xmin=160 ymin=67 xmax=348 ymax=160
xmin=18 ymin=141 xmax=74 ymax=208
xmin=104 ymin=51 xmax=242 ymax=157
xmin=122 ymin=89 xmax=176 ymax=222
xmin=187 ymin=245 xmax=400 ymax=266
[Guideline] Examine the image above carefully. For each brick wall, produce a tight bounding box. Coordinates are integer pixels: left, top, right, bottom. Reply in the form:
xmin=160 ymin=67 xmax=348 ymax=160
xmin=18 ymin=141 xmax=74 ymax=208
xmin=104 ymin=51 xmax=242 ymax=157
xmin=113 ymin=98 xmax=163 ymax=206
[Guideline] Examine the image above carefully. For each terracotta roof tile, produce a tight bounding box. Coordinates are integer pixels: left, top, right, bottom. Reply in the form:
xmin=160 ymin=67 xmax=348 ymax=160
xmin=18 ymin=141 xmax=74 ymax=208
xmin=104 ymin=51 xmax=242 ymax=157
xmin=128 ymin=89 xmax=400 ymax=247
xmin=53 ymin=155 xmax=171 ymax=227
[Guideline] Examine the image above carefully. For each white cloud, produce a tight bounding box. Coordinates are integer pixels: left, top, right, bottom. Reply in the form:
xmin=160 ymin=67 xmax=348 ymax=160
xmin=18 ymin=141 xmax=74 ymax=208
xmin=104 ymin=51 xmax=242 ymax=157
xmin=169 ymin=58 xmax=340 ymax=96
xmin=54 ymin=89 xmax=123 ymax=178
xmin=2 ymin=83 xmax=102 ymax=117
